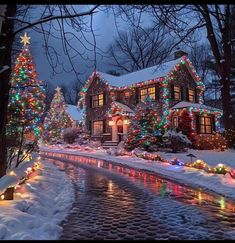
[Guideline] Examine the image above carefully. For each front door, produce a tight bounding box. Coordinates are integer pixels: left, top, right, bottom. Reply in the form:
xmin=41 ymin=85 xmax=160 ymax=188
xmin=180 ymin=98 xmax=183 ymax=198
xmin=116 ymin=119 xmax=123 ymax=141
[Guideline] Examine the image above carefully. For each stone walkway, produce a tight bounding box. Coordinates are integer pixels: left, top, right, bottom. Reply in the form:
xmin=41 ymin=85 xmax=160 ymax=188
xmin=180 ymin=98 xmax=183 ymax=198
xmin=48 ymin=159 xmax=233 ymax=240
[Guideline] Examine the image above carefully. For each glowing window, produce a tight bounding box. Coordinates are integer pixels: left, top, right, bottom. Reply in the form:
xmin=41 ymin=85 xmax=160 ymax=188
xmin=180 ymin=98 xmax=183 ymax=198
xmin=92 ymin=94 xmax=104 ymax=108
xmin=140 ymin=86 xmax=155 ymax=102
xmin=93 ymin=120 xmax=103 ymax=135
xmin=188 ymin=89 xmax=195 ymax=102
xmin=174 ymin=86 xmax=181 ymax=100
xmin=199 ymin=116 xmax=212 ymax=134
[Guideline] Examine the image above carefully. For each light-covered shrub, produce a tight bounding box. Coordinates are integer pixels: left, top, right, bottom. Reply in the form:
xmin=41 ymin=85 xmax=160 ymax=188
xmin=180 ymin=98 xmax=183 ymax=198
xmin=193 ymin=132 xmax=227 ymax=151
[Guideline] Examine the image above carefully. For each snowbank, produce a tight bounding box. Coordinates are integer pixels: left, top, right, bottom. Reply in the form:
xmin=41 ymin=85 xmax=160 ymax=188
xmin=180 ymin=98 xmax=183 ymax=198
xmin=0 ymin=158 xmax=75 ymax=240
xmin=40 ymin=146 xmax=235 ymax=201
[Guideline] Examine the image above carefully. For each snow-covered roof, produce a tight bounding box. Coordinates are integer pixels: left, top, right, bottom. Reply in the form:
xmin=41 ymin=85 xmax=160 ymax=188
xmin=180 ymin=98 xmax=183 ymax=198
xmin=66 ymin=104 xmax=84 ymax=121
xmin=112 ymin=101 xmax=134 ymax=114
xmin=97 ymin=57 xmax=183 ymax=88
xmin=171 ymin=101 xmax=222 ymax=112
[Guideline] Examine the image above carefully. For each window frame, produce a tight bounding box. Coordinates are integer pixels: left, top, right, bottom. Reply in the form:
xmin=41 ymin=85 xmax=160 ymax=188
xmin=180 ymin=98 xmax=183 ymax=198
xmin=174 ymin=85 xmax=181 ymax=100
xmin=172 ymin=116 xmax=178 ymax=128
xmin=92 ymin=93 xmax=104 ymax=108
xmin=92 ymin=120 xmax=103 ymax=136
xmin=139 ymin=86 xmax=156 ymax=102
xmin=199 ymin=116 xmax=212 ymax=134
xmin=188 ymin=88 xmax=195 ymax=102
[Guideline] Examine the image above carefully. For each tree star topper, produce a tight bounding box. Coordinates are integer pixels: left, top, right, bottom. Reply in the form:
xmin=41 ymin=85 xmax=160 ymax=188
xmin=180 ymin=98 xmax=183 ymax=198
xmin=55 ymin=86 xmax=61 ymax=92
xmin=20 ymin=32 xmax=31 ymax=46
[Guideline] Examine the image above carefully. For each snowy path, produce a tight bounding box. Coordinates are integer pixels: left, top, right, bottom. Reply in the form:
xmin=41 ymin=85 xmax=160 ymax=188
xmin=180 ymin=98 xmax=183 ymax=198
xmin=40 ymin=147 xmax=235 ymax=201
xmin=0 ymin=159 xmax=74 ymax=240
xmin=44 ymin=154 xmax=235 ymax=240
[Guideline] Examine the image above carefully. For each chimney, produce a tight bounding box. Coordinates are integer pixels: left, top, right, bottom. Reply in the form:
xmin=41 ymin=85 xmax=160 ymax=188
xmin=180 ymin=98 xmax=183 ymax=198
xmin=174 ymin=48 xmax=188 ymax=59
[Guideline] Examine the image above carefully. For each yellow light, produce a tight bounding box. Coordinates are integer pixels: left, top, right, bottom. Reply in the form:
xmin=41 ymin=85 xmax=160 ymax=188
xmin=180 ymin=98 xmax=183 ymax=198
xmin=108 ymin=120 xmax=114 ymax=126
xmin=1 ymin=194 xmax=4 ymax=200
xmin=9 ymin=171 xmax=16 ymax=176
xmin=124 ymin=119 xmax=130 ymax=125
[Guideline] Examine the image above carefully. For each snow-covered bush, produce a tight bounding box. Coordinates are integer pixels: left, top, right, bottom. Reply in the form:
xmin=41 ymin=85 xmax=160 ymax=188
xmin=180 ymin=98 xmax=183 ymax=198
xmin=106 ymin=147 xmax=117 ymax=156
xmin=106 ymin=142 xmax=132 ymax=156
xmin=63 ymin=127 xmax=80 ymax=144
xmin=162 ymin=130 xmax=192 ymax=153
xmin=86 ymin=140 xmax=101 ymax=149
xmin=74 ymin=132 xmax=90 ymax=145
xmin=193 ymin=133 xmax=227 ymax=151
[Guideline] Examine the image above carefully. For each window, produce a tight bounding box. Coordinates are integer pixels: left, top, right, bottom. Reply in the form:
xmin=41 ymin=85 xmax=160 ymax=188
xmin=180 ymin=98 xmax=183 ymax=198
xmin=174 ymin=86 xmax=181 ymax=100
xmin=172 ymin=116 xmax=178 ymax=128
xmin=124 ymin=91 xmax=131 ymax=98
xmin=199 ymin=116 xmax=212 ymax=134
xmin=188 ymin=89 xmax=195 ymax=102
xmin=140 ymin=86 xmax=155 ymax=102
xmin=92 ymin=94 xmax=103 ymax=108
xmin=93 ymin=120 xmax=103 ymax=135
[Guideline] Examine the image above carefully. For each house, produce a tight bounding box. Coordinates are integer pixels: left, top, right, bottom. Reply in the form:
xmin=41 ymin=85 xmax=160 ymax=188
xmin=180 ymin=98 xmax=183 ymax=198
xmin=79 ymin=52 xmax=222 ymax=146
xmin=66 ymin=104 xmax=84 ymax=126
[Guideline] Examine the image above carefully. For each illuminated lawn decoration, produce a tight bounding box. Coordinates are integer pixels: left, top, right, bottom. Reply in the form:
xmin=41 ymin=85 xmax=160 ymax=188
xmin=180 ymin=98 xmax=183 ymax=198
xmin=229 ymin=169 xmax=235 ymax=179
xmin=212 ymin=163 xmax=228 ymax=175
xmin=0 ymin=158 xmax=41 ymax=200
xmin=131 ymin=150 xmax=234 ymax=179
xmin=187 ymin=159 xmax=208 ymax=170
xmin=170 ymin=157 xmax=185 ymax=166
xmin=134 ymin=151 xmax=166 ymax=162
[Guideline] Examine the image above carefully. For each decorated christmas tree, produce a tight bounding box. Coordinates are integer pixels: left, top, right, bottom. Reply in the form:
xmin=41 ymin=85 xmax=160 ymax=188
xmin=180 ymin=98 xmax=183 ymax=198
xmin=125 ymin=97 xmax=162 ymax=151
xmin=7 ymin=32 xmax=46 ymax=139
xmin=177 ymin=109 xmax=195 ymax=142
xmin=43 ymin=86 xmax=75 ymax=144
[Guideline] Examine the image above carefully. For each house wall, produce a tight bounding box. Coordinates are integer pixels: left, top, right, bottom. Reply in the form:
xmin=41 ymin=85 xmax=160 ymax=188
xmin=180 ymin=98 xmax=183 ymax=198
xmin=168 ymin=65 xmax=201 ymax=107
xmin=85 ymin=65 xmax=204 ymax=142
xmin=85 ymin=77 xmax=112 ymax=137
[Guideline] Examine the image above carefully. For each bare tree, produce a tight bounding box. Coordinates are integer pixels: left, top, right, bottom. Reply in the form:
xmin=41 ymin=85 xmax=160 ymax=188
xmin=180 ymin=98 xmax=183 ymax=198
xmin=113 ymin=5 xmax=235 ymax=130
xmin=66 ymin=79 xmax=83 ymax=105
xmin=107 ymin=25 xmax=176 ymax=73
xmin=0 ymin=4 xmax=100 ymax=177
xmin=45 ymin=81 xmax=55 ymax=111
xmin=189 ymin=42 xmax=221 ymax=102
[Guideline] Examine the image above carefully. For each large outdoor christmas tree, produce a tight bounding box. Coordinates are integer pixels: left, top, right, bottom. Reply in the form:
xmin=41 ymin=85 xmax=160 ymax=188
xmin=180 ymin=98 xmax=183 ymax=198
xmin=125 ymin=97 xmax=162 ymax=151
xmin=43 ymin=86 xmax=74 ymax=144
xmin=7 ymin=32 xmax=46 ymax=139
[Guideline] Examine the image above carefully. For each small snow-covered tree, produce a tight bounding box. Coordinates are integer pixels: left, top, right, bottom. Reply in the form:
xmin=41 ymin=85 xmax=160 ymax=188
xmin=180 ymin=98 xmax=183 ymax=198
xmin=163 ymin=130 xmax=191 ymax=153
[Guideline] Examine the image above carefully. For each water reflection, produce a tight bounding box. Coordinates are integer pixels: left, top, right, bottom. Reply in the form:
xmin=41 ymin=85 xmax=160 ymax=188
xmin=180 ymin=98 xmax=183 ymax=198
xmin=41 ymin=151 xmax=235 ymax=227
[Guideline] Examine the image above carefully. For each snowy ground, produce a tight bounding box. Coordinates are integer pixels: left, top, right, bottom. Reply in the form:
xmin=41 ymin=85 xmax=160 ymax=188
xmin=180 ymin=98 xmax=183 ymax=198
xmin=40 ymin=145 xmax=235 ymax=201
xmin=0 ymin=158 xmax=74 ymax=240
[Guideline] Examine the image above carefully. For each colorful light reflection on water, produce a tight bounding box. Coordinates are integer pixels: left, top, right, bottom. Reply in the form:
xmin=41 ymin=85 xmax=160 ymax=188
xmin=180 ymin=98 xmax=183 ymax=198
xmin=41 ymin=151 xmax=235 ymax=227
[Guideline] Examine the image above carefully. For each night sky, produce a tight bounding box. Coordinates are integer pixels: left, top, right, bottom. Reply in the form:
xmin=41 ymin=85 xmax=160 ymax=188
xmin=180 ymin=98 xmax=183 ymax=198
xmin=27 ymin=5 xmax=126 ymax=89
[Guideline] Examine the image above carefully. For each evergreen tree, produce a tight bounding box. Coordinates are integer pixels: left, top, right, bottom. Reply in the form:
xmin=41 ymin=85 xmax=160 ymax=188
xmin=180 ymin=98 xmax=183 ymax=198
xmin=43 ymin=86 xmax=74 ymax=144
xmin=125 ymin=97 xmax=162 ymax=151
xmin=7 ymin=32 xmax=45 ymax=139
